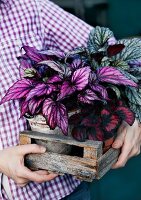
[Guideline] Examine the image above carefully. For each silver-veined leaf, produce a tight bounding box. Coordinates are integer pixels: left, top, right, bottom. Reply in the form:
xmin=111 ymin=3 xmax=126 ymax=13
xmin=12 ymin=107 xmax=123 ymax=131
xmin=88 ymin=26 xmax=114 ymax=53
xmin=112 ymin=60 xmax=129 ymax=70
xmin=125 ymin=87 xmax=141 ymax=105
xmin=113 ymin=38 xmax=141 ymax=62
xmin=129 ymin=102 xmax=141 ymax=122
xmin=101 ymin=57 xmax=110 ymax=67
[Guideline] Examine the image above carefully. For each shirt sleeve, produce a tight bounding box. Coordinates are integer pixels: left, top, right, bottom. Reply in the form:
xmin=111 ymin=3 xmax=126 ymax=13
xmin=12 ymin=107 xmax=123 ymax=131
xmin=39 ymin=0 xmax=93 ymax=52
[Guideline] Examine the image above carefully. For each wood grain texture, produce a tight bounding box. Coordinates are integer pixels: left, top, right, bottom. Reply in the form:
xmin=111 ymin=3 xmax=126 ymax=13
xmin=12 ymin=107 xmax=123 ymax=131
xmin=20 ymin=131 xmax=103 ymax=149
xmin=84 ymin=146 xmax=102 ymax=159
xmin=96 ymin=148 xmax=120 ymax=179
xmin=25 ymin=152 xmax=97 ymax=182
xmin=20 ymin=131 xmax=119 ymax=182
xmin=20 ymin=135 xmax=31 ymax=145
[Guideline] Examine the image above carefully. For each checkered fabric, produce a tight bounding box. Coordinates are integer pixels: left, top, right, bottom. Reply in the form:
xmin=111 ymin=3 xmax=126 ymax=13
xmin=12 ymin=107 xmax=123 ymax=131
xmin=0 ymin=0 xmax=92 ymax=199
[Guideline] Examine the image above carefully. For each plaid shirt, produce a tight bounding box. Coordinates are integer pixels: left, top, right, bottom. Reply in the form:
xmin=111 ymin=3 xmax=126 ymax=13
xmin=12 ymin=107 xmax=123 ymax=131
xmin=0 ymin=0 xmax=92 ymax=199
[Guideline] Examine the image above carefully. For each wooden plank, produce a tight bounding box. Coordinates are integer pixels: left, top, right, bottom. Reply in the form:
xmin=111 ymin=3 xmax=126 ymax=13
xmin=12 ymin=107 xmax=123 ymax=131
xmin=20 ymin=131 xmax=103 ymax=149
xmin=25 ymin=152 xmax=97 ymax=182
xmin=20 ymin=135 xmax=31 ymax=145
xmin=96 ymin=148 xmax=120 ymax=179
xmin=84 ymin=146 xmax=102 ymax=159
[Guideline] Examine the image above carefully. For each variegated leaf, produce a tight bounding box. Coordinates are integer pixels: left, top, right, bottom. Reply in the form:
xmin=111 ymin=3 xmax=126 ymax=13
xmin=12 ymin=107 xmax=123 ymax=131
xmin=129 ymin=102 xmax=141 ymax=122
xmin=113 ymin=38 xmax=141 ymax=62
xmin=125 ymin=87 xmax=141 ymax=105
xmin=112 ymin=60 xmax=129 ymax=70
xmin=88 ymin=26 xmax=114 ymax=53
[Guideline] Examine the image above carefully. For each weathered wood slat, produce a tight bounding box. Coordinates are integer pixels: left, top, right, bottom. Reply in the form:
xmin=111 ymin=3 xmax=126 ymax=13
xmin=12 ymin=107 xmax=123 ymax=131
xmin=21 ymin=131 xmax=102 ymax=149
xmin=96 ymin=148 xmax=120 ymax=179
xmin=20 ymin=131 xmax=119 ymax=182
xmin=25 ymin=152 xmax=97 ymax=182
xmin=84 ymin=147 xmax=102 ymax=159
xmin=20 ymin=135 xmax=31 ymax=145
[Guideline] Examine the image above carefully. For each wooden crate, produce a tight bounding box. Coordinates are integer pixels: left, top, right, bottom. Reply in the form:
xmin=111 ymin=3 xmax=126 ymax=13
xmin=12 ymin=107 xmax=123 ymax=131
xmin=20 ymin=131 xmax=120 ymax=182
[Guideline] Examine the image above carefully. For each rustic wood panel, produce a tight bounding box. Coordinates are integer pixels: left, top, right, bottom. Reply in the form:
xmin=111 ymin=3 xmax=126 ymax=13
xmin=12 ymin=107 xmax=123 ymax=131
xmin=84 ymin=146 xmax=102 ymax=159
xmin=20 ymin=135 xmax=31 ymax=145
xmin=25 ymin=152 xmax=97 ymax=182
xmin=97 ymin=148 xmax=120 ymax=179
xmin=21 ymin=131 xmax=102 ymax=149
xmin=20 ymin=131 xmax=119 ymax=181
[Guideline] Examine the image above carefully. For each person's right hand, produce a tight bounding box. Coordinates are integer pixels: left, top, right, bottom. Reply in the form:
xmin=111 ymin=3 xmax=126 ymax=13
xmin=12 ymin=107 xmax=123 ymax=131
xmin=0 ymin=144 xmax=58 ymax=187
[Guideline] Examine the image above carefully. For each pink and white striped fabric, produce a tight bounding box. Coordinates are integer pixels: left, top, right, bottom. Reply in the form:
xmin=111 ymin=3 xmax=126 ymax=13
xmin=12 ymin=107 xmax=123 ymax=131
xmin=0 ymin=0 xmax=92 ymax=199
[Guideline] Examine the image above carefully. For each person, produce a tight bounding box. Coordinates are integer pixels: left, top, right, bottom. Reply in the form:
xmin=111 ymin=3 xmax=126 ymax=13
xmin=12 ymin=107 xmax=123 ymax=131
xmin=0 ymin=0 xmax=141 ymax=199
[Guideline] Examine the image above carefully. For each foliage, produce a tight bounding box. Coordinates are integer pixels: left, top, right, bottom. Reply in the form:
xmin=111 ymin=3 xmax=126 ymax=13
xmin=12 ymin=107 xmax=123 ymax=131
xmin=1 ymin=26 xmax=141 ymax=142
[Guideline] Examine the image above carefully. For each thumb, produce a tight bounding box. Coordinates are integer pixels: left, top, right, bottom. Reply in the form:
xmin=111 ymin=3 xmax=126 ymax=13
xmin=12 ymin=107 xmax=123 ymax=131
xmin=18 ymin=144 xmax=46 ymax=155
xmin=112 ymin=128 xmax=126 ymax=149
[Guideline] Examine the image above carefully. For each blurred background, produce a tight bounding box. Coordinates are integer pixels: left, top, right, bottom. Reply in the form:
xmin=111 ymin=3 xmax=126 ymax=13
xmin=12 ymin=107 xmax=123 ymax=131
xmin=51 ymin=1 xmax=141 ymax=200
xmin=52 ymin=0 xmax=141 ymax=39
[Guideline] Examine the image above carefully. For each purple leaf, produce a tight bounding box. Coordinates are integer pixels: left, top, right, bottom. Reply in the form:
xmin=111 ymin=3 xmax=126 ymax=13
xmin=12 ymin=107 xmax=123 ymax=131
xmin=26 ymin=83 xmax=56 ymax=101
xmin=42 ymin=99 xmax=68 ymax=135
xmin=1 ymin=79 xmax=34 ymax=104
xmin=20 ymin=100 xmax=29 ymax=117
xmin=57 ymin=81 xmax=76 ymax=100
xmin=23 ymin=46 xmax=47 ymax=62
xmin=47 ymin=75 xmax=62 ymax=84
xmin=42 ymin=98 xmax=57 ymax=129
xmin=97 ymin=66 xmax=137 ymax=87
xmin=78 ymin=89 xmax=101 ymax=104
xmin=56 ymin=103 xmax=68 ymax=135
xmin=70 ymin=59 xmax=87 ymax=70
xmin=89 ymin=72 xmax=98 ymax=84
xmin=72 ymin=67 xmax=91 ymax=90
xmin=107 ymin=44 xmax=125 ymax=57
xmin=28 ymin=97 xmax=43 ymax=115
xmin=70 ymin=59 xmax=82 ymax=70
xmin=90 ymin=84 xmax=109 ymax=99
xmin=37 ymin=60 xmax=64 ymax=74
xmin=39 ymin=49 xmax=65 ymax=59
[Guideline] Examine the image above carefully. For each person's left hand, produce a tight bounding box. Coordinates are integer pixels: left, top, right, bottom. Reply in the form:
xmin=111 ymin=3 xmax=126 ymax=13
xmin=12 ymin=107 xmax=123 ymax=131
xmin=112 ymin=119 xmax=141 ymax=169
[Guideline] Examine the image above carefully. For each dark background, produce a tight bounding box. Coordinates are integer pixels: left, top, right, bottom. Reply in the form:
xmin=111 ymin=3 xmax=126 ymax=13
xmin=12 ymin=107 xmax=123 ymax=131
xmin=52 ymin=0 xmax=141 ymax=39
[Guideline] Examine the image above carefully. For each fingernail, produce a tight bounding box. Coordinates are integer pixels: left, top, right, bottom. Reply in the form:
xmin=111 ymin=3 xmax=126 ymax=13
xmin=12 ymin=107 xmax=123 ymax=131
xmin=41 ymin=147 xmax=46 ymax=152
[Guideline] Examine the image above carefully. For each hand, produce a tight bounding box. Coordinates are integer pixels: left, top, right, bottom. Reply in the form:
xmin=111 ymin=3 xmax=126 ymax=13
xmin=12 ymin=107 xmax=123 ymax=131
xmin=0 ymin=144 xmax=58 ymax=187
xmin=112 ymin=119 xmax=141 ymax=169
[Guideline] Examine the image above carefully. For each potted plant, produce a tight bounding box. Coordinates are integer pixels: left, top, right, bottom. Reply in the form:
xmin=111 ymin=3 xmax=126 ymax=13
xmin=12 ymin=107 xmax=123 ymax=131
xmin=1 ymin=26 xmax=141 ymax=153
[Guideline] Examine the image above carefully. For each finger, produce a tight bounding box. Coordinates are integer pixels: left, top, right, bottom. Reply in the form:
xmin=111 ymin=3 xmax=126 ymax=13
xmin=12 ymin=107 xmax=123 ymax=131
xmin=112 ymin=142 xmax=131 ymax=169
xmin=15 ymin=177 xmax=29 ymax=187
xmin=112 ymin=126 xmax=126 ymax=149
xmin=18 ymin=181 xmax=29 ymax=187
xmin=21 ymin=167 xmax=58 ymax=183
xmin=18 ymin=144 xmax=46 ymax=155
xmin=128 ymin=146 xmax=141 ymax=159
xmin=34 ymin=170 xmax=49 ymax=175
